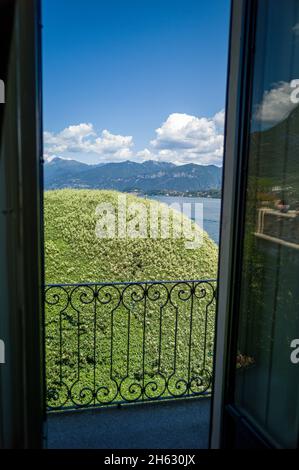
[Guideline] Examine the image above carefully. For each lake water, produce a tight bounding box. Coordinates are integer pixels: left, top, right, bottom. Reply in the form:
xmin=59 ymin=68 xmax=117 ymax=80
xmin=149 ymin=196 xmax=221 ymax=244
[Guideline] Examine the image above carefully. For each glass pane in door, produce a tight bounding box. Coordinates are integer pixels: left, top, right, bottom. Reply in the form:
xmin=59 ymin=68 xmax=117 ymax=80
xmin=235 ymin=0 xmax=299 ymax=449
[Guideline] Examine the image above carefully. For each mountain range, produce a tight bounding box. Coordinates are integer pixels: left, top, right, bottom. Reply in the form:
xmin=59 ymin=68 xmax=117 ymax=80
xmin=44 ymin=158 xmax=222 ymax=194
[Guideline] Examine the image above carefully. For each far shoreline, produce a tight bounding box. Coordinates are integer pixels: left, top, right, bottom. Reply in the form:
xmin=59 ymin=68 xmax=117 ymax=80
xmin=130 ymin=190 xmax=222 ymax=199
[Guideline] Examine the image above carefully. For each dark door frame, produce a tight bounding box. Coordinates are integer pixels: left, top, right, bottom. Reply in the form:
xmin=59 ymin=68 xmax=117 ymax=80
xmin=0 ymin=0 xmax=44 ymax=448
xmin=210 ymin=0 xmax=297 ymax=449
xmin=210 ymin=0 xmax=265 ymax=449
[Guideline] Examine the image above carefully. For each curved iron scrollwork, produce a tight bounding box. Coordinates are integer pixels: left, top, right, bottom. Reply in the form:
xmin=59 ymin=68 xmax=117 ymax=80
xmin=45 ymin=279 xmax=217 ymax=411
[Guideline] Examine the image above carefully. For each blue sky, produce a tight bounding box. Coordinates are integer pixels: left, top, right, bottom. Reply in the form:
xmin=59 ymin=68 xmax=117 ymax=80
xmin=42 ymin=0 xmax=230 ymax=165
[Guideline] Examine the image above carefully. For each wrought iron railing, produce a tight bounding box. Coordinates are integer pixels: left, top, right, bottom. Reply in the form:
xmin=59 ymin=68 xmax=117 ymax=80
xmin=45 ymin=279 xmax=217 ymax=411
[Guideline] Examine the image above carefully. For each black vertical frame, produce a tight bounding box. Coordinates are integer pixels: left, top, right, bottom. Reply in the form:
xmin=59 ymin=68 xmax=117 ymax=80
xmin=16 ymin=0 xmax=45 ymax=448
xmin=222 ymin=0 xmax=257 ymax=414
xmin=0 ymin=0 xmax=44 ymax=448
xmin=210 ymin=0 xmax=268 ymax=449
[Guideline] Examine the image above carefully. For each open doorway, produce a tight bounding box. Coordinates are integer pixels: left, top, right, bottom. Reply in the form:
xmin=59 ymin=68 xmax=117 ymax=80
xmin=42 ymin=0 xmax=230 ymax=449
xmin=2 ymin=0 xmax=299 ymax=452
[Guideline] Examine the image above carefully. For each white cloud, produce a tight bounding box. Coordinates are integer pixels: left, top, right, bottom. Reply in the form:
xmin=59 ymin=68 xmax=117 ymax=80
xmin=44 ymin=123 xmax=134 ymax=163
xmin=148 ymin=111 xmax=224 ymax=165
xmin=44 ymin=110 xmax=225 ymax=166
xmin=213 ymin=109 xmax=225 ymax=131
xmin=254 ymin=81 xmax=298 ymax=124
xmin=293 ymin=23 xmax=299 ymax=36
xmin=136 ymin=148 xmax=155 ymax=160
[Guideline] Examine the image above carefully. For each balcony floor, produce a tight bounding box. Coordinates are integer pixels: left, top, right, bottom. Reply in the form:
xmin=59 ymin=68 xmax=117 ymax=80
xmin=47 ymin=397 xmax=211 ymax=449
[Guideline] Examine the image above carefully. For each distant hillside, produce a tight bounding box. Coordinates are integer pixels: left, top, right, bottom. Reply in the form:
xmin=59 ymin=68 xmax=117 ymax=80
xmin=44 ymin=158 xmax=222 ymax=194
